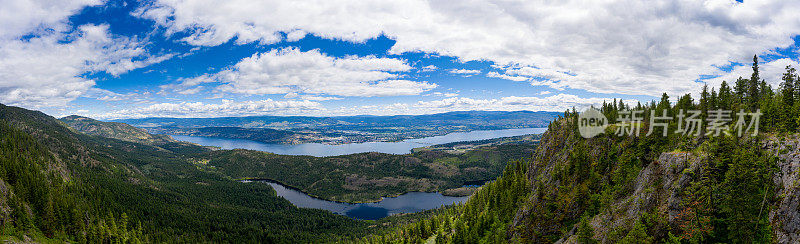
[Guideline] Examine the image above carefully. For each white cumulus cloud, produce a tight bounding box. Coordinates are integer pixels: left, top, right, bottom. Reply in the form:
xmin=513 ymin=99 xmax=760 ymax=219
xmin=93 ymin=99 xmax=324 ymax=119
xmin=0 ymin=24 xmax=170 ymax=108
xmin=0 ymin=0 xmax=101 ymax=39
xmin=176 ymin=47 xmax=437 ymax=97
xmin=138 ymin=0 xmax=800 ymax=97
xmin=1 ymin=0 xmax=173 ymax=109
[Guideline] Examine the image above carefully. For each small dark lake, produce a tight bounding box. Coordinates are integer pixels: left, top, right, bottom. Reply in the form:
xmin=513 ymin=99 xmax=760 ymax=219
xmin=247 ymin=180 xmax=470 ymax=220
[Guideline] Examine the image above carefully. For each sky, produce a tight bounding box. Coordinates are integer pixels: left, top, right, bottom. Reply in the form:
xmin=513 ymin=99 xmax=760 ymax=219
xmin=1 ymin=0 xmax=800 ymax=119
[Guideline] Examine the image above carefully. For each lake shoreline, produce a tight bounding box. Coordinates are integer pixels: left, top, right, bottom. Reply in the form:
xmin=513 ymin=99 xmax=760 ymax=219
xmin=172 ymin=127 xmax=547 ymax=157
xmin=241 ymin=178 xmax=477 ymax=204
xmin=248 ymin=179 xmax=471 ymax=220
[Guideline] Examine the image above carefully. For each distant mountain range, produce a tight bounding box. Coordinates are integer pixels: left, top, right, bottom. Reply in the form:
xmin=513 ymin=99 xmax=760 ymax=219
xmin=113 ymin=111 xmax=560 ymax=129
xmin=112 ymin=111 xmax=561 ymax=144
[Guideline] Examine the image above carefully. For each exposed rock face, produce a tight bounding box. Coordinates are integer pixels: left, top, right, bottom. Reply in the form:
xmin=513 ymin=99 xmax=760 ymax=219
xmin=513 ymin=118 xmax=800 ymax=243
xmin=557 ymin=136 xmax=800 ymax=244
xmin=622 ymin=152 xmax=698 ymax=242
xmin=554 ymin=152 xmax=702 ymax=244
xmin=0 ymin=178 xmax=12 ymax=226
xmin=766 ymin=135 xmax=800 ymax=244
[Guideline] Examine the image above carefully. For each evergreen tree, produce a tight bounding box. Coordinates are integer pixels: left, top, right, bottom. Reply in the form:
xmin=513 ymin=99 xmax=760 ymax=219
xmin=749 ymin=55 xmax=761 ymax=110
xmin=675 ymin=94 xmax=694 ymax=111
xmin=657 ymin=93 xmax=671 ymax=116
xmin=710 ymin=88 xmax=718 ymax=110
xmin=795 ymin=69 xmax=800 ymax=106
xmin=700 ymin=84 xmax=709 ymax=137
xmin=719 ymin=80 xmax=733 ymax=110
xmin=577 ymin=216 xmax=597 ymax=244
xmin=782 ymin=66 xmax=797 ymax=107
xmin=718 ymin=138 xmax=774 ymax=243
xmin=781 ymin=66 xmax=798 ymax=131
xmin=734 ymin=77 xmax=747 ymax=105
xmin=619 ymin=220 xmax=653 ymax=244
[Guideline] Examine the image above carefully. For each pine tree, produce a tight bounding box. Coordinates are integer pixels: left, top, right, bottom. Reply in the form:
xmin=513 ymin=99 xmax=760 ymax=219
xmin=783 ymin=66 xmax=797 ymax=107
xmin=700 ymin=84 xmax=709 ymax=137
xmin=619 ymin=220 xmax=653 ymax=244
xmin=120 ymin=213 xmax=130 ymax=242
xmin=710 ymin=88 xmax=718 ymax=110
xmin=719 ymin=80 xmax=733 ymax=110
xmin=577 ymin=216 xmax=597 ymax=244
xmin=749 ymin=55 xmax=761 ymax=110
xmin=781 ymin=66 xmax=798 ymax=131
xmin=734 ymin=77 xmax=747 ymax=105
xmin=760 ymin=81 xmax=771 ymax=100
xmin=795 ymin=69 xmax=800 ymax=106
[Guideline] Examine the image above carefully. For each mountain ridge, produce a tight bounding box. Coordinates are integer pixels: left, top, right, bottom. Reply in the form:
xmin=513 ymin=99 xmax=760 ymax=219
xmin=59 ymin=115 xmax=176 ymax=146
xmin=0 ymin=103 xmax=372 ymax=242
xmin=112 ymin=110 xmax=561 ymax=128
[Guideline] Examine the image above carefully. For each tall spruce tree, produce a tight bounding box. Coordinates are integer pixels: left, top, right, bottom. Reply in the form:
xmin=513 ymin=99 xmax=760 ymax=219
xmin=700 ymin=84 xmax=709 ymax=137
xmin=796 ymin=69 xmax=800 ymax=105
xmin=781 ymin=66 xmax=796 ymax=107
xmin=657 ymin=93 xmax=671 ymax=114
xmin=734 ymin=76 xmax=747 ymax=105
xmin=710 ymin=88 xmax=718 ymax=110
xmin=719 ymin=80 xmax=733 ymax=110
xmin=749 ymin=55 xmax=761 ymax=110
xmin=782 ymin=66 xmax=798 ymax=131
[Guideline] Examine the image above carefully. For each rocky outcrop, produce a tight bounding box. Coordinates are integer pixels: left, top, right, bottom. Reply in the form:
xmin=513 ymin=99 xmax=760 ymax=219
xmin=554 ymin=135 xmax=800 ymax=244
xmin=0 ymin=178 xmax=12 ymax=226
xmin=513 ymin=117 xmax=800 ymax=243
xmin=553 ymin=151 xmax=701 ymax=244
xmin=766 ymin=135 xmax=800 ymax=243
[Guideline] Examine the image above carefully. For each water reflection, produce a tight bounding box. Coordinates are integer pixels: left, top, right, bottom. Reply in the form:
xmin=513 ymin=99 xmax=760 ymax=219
xmin=252 ymin=181 xmax=469 ymax=220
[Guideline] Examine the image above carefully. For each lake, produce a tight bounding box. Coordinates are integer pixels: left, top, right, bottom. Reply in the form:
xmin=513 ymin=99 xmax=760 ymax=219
xmin=247 ymin=180 xmax=469 ymax=220
xmin=172 ymin=127 xmax=547 ymax=157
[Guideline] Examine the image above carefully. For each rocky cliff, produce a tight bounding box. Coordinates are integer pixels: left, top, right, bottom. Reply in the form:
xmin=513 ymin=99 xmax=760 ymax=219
xmin=766 ymin=135 xmax=800 ymax=243
xmin=510 ymin=117 xmax=796 ymax=243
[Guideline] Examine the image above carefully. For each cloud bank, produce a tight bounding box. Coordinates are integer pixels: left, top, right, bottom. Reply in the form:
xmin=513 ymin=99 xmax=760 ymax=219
xmin=167 ymin=47 xmax=437 ymax=97
xmin=140 ymin=0 xmax=800 ymax=97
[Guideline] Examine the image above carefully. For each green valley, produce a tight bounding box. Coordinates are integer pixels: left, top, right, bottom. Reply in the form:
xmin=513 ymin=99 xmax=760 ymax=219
xmin=194 ymin=143 xmax=535 ymax=202
xmin=0 ymin=103 xmax=540 ymax=242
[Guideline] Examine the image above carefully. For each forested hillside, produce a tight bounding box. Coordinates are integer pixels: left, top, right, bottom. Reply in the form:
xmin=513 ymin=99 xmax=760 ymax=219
xmin=146 ymin=126 xmax=300 ymax=144
xmin=59 ymin=115 xmax=177 ymax=146
xmin=196 ymin=144 xmax=535 ymax=202
xmin=362 ymin=56 xmax=800 ymax=243
xmin=1 ymin=102 xmax=540 ymax=243
xmin=0 ymin=104 xmax=374 ymax=243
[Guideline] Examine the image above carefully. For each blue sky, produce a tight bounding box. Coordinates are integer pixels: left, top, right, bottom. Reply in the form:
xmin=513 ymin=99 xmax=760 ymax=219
xmin=2 ymin=0 xmax=800 ymax=119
